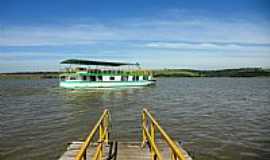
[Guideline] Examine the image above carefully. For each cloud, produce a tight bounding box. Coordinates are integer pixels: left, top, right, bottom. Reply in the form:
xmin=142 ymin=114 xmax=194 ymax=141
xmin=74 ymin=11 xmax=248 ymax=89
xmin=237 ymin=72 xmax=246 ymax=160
xmin=144 ymin=42 xmax=270 ymax=52
xmin=1 ymin=10 xmax=270 ymax=71
xmin=0 ymin=15 xmax=270 ymax=46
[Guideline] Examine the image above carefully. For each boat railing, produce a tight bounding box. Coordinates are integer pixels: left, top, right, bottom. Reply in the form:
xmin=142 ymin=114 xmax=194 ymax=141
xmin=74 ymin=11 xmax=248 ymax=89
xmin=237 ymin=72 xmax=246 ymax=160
xmin=62 ymin=68 xmax=153 ymax=77
xmin=142 ymin=108 xmax=188 ymax=160
xmin=75 ymin=109 xmax=110 ymax=160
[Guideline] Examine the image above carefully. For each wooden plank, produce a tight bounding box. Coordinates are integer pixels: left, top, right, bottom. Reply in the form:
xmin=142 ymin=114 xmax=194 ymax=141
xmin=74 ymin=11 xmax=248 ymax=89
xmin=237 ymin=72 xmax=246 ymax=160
xmin=117 ymin=142 xmax=151 ymax=160
xmin=58 ymin=141 xmax=110 ymax=160
xmin=116 ymin=141 xmax=192 ymax=160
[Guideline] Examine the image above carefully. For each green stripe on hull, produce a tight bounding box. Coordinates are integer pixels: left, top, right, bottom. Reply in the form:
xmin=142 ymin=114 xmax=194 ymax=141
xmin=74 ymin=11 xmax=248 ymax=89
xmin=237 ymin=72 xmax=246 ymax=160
xmin=60 ymin=80 xmax=155 ymax=89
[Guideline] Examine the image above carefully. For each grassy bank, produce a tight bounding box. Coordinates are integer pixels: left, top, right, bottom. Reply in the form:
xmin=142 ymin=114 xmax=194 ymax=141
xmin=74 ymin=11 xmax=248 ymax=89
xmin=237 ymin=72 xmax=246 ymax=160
xmin=1 ymin=68 xmax=270 ymax=79
xmin=0 ymin=72 xmax=59 ymax=79
xmin=153 ymin=68 xmax=270 ymax=77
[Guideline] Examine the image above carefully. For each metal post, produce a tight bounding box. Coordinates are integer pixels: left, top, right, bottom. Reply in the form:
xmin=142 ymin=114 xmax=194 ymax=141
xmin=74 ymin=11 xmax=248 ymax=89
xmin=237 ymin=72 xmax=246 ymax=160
xmin=99 ymin=122 xmax=104 ymax=160
xmin=142 ymin=111 xmax=147 ymax=147
xmin=99 ymin=149 xmax=102 ymax=160
xmin=151 ymin=121 xmax=155 ymax=143
xmin=104 ymin=113 xmax=109 ymax=144
xmin=170 ymin=149 xmax=178 ymax=160
xmin=99 ymin=123 xmax=103 ymax=141
xmin=103 ymin=114 xmax=108 ymax=144
xmin=151 ymin=121 xmax=156 ymax=160
xmin=83 ymin=151 xmax=86 ymax=160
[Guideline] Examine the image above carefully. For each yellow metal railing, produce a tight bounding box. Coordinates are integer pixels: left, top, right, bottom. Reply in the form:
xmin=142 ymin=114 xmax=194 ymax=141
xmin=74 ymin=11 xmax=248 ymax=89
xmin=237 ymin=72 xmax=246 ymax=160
xmin=75 ymin=109 xmax=110 ymax=160
xmin=142 ymin=108 xmax=187 ymax=160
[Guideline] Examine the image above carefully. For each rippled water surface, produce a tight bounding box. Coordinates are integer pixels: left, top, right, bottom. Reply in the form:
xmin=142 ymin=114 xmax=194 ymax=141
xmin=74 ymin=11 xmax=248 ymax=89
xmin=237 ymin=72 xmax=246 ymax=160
xmin=1 ymin=78 xmax=270 ymax=160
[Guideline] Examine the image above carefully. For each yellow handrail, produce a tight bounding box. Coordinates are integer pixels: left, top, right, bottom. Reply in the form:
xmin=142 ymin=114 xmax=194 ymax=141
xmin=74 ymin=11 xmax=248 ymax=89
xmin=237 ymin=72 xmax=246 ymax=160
xmin=142 ymin=108 xmax=187 ymax=160
xmin=75 ymin=109 xmax=110 ymax=160
xmin=92 ymin=127 xmax=108 ymax=160
xmin=142 ymin=122 xmax=163 ymax=160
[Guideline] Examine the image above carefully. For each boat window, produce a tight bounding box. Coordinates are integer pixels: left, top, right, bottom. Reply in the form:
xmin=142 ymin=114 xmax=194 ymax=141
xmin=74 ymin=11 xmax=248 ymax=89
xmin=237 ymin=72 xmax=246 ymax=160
xmin=110 ymin=76 xmax=115 ymax=80
xmin=132 ymin=76 xmax=135 ymax=81
xmin=70 ymin=76 xmax=76 ymax=80
xmin=135 ymin=76 xmax=139 ymax=81
xmin=143 ymin=76 xmax=148 ymax=80
xmin=97 ymin=76 xmax=103 ymax=81
xmin=60 ymin=76 xmax=66 ymax=81
xmin=82 ymin=76 xmax=87 ymax=80
xmin=90 ymin=76 xmax=96 ymax=81
xmin=121 ymin=76 xmax=128 ymax=81
xmin=77 ymin=67 xmax=86 ymax=71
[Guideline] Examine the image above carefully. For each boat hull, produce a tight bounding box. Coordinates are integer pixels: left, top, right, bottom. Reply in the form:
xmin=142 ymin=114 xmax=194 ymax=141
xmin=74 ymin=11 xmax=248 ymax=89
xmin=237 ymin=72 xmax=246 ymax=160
xmin=59 ymin=80 xmax=155 ymax=89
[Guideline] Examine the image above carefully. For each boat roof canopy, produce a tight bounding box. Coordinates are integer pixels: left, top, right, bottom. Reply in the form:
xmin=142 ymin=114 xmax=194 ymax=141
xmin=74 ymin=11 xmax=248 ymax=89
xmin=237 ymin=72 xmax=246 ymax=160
xmin=60 ymin=59 xmax=139 ymax=66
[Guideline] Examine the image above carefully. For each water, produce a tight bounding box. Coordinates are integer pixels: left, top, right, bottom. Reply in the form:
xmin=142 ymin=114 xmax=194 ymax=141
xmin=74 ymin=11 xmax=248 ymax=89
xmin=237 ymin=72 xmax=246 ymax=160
xmin=0 ymin=78 xmax=270 ymax=160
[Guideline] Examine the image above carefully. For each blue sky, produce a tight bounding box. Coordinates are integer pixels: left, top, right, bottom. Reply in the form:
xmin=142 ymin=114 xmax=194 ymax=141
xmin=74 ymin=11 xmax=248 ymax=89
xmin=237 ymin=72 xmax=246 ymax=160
xmin=0 ymin=0 xmax=270 ymax=72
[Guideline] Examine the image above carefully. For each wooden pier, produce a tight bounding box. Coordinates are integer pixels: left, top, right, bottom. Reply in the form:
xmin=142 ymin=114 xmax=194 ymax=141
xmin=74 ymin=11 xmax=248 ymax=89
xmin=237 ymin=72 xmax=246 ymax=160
xmin=58 ymin=109 xmax=192 ymax=160
xmin=59 ymin=141 xmax=192 ymax=160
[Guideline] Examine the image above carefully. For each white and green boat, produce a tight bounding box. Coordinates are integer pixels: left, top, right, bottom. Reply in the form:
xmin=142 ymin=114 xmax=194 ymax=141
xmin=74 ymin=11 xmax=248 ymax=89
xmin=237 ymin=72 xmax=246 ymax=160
xmin=59 ymin=59 xmax=155 ymax=89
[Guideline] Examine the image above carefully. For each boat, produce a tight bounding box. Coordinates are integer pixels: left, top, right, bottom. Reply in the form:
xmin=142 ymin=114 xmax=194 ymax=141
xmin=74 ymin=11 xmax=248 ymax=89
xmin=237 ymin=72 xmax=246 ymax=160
xmin=59 ymin=59 xmax=156 ymax=89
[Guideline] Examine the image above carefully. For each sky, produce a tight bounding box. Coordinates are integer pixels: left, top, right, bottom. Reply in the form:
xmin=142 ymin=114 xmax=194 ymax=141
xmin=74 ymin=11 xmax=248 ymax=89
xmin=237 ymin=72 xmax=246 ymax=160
xmin=0 ymin=0 xmax=270 ymax=72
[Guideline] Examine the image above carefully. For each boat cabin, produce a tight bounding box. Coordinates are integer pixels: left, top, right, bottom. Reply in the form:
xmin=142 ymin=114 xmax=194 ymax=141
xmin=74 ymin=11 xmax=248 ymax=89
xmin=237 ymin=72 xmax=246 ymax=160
xmin=59 ymin=59 xmax=153 ymax=82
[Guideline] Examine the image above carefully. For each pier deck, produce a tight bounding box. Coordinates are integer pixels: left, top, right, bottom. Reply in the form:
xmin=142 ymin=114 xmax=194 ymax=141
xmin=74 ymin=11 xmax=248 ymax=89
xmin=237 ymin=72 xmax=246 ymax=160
xmin=59 ymin=141 xmax=192 ymax=160
xmin=59 ymin=109 xmax=193 ymax=160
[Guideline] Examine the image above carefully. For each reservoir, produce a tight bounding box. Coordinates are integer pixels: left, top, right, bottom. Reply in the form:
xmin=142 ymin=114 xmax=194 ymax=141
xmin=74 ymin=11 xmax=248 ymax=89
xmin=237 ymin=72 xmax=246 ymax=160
xmin=1 ymin=78 xmax=270 ymax=160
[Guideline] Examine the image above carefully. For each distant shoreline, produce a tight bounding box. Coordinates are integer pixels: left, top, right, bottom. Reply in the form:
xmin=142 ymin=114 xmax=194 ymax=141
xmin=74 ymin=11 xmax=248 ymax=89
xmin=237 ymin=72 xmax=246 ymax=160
xmin=153 ymin=68 xmax=270 ymax=77
xmin=0 ymin=72 xmax=59 ymax=79
xmin=1 ymin=68 xmax=270 ymax=79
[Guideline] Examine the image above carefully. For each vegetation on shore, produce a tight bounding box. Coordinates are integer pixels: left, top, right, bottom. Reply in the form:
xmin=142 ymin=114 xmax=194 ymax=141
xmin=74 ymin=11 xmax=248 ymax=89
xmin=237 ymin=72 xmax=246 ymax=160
xmin=0 ymin=72 xmax=59 ymax=79
xmin=1 ymin=68 xmax=270 ymax=79
xmin=154 ymin=68 xmax=270 ymax=77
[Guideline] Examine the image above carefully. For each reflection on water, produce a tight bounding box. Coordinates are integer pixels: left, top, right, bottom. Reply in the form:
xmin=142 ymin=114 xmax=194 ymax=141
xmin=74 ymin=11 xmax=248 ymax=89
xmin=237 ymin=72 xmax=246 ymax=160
xmin=0 ymin=78 xmax=270 ymax=160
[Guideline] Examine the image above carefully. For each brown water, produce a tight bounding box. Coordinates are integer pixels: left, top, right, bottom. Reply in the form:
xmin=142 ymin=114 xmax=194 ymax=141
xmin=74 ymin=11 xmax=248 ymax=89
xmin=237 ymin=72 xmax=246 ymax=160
xmin=0 ymin=78 xmax=270 ymax=160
